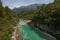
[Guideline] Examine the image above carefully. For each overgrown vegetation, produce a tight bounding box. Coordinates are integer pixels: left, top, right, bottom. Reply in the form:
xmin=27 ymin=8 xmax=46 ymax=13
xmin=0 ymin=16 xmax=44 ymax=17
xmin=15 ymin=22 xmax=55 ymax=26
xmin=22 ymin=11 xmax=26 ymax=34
xmin=31 ymin=0 xmax=60 ymax=40
xmin=0 ymin=1 xmax=18 ymax=40
xmin=18 ymin=10 xmax=39 ymax=20
xmin=18 ymin=0 xmax=60 ymax=40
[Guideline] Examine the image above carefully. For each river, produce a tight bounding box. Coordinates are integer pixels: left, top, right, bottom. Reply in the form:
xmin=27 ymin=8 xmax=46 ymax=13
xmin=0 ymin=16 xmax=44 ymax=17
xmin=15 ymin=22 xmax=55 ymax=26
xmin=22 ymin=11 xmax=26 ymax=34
xmin=17 ymin=20 xmax=56 ymax=40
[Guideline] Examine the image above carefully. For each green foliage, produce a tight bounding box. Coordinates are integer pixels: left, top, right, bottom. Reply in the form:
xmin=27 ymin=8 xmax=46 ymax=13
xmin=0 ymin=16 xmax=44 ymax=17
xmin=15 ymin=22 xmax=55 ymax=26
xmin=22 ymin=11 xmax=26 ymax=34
xmin=18 ymin=10 xmax=38 ymax=20
xmin=31 ymin=0 xmax=60 ymax=40
xmin=18 ymin=0 xmax=60 ymax=40
xmin=0 ymin=2 xmax=18 ymax=40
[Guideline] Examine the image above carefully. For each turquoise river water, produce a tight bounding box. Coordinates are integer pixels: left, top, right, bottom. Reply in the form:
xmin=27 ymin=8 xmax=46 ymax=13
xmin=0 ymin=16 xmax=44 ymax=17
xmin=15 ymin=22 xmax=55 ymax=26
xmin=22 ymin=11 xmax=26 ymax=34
xmin=18 ymin=20 xmax=53 ymax=40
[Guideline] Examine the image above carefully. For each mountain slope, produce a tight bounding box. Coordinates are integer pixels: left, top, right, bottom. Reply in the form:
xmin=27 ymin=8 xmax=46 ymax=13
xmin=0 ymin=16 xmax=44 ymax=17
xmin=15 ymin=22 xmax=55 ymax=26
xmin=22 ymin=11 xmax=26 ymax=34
xmin=0 ymin=1 xmax=18 ymax=40
xmin=13 ymin=4 xmax=42 ymax=13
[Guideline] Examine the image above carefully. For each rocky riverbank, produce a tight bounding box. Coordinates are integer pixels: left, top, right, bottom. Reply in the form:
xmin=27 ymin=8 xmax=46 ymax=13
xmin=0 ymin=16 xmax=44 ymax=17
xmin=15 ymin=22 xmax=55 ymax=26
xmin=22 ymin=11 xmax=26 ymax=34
xmin=11 ymin=22 xmax=19 ymax=40
xmin=27 ymin=21 xmax=57 ymax=40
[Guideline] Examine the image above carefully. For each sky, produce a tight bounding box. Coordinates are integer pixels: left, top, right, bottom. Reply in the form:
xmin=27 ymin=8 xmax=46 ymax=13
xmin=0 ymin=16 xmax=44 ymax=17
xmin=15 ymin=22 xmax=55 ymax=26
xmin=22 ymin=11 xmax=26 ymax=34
xmin=2 ymin=0 xmax=54 ymax=9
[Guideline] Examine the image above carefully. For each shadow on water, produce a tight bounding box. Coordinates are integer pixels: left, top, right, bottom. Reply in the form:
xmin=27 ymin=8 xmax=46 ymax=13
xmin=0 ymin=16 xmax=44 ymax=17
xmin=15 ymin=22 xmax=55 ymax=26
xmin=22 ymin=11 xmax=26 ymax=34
xmin=19 ymin=20 xmax=53 ymax=40
xmin=26 ymin=24 xmax=53 ymax=40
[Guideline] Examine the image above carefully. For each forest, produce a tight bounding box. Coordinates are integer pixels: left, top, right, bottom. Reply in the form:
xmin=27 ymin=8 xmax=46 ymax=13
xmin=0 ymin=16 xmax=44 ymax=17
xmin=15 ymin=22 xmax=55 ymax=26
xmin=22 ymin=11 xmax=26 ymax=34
xmin=0 ymin=0 xmax=60 ymax=40
xmin=18 ymin=0 xmax=60 ymax=40
xmin=0 ymin=1 xmax=18 ymax=40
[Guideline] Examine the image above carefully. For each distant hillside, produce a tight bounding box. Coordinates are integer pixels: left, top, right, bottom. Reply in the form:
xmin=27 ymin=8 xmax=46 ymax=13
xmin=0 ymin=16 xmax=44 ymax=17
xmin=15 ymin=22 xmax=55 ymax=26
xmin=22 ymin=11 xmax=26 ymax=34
xmin=13 ymin=4 xmax=42 ymax=13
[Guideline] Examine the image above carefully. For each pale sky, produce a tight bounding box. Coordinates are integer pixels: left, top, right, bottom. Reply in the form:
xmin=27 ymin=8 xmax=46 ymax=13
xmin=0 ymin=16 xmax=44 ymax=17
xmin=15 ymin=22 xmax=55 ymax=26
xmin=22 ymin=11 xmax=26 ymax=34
xmin=2 ymin=0 xmax=54 ymax=9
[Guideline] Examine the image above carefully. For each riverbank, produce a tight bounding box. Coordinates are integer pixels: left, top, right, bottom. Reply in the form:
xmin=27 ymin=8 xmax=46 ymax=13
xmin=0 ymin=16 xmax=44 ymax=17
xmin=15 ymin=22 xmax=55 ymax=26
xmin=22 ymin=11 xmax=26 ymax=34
xmin=11 ymin=22 xmax=19 ymax=40
xmin=24 ymin=20 xmax=56 ymax=40
xmin=11 ymin=19 xmax=56 ymax=40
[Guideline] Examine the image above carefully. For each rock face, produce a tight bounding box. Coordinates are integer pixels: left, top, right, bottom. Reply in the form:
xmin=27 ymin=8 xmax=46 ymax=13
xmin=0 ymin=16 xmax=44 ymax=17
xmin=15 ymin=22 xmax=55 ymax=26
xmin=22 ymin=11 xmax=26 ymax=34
xmin=27 ymin=22 xmax=56 ymax=40
xmin=28 ymin=22 xmax=52 ymax=32
xmin=13 ymin=4 xmax=42 ymax=13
